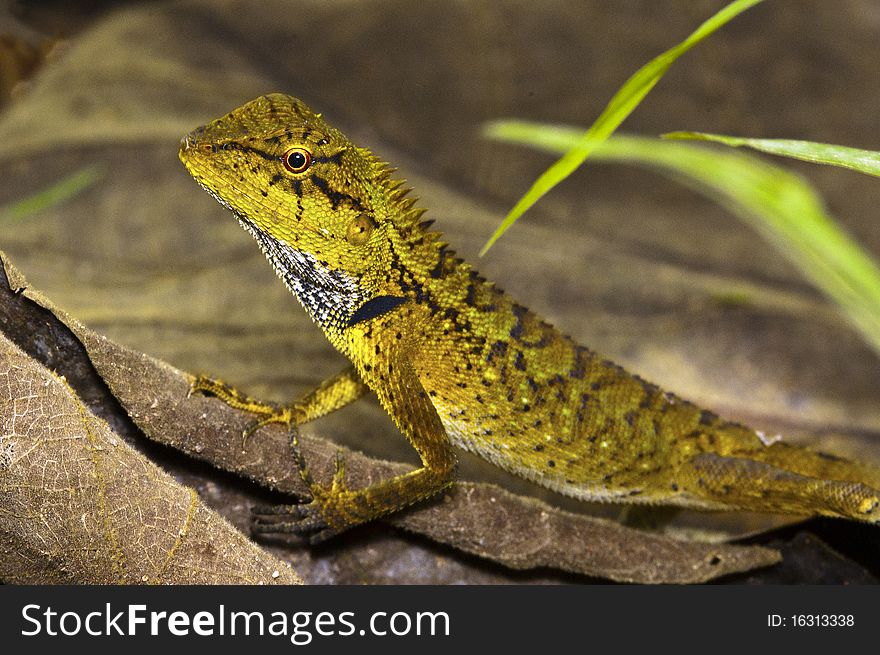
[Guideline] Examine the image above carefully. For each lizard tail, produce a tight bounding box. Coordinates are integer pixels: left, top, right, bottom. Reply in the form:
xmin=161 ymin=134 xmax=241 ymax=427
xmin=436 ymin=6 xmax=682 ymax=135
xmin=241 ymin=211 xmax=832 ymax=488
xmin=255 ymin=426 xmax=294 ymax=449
xmin=674 ymin=440 xmax=880 ymax=523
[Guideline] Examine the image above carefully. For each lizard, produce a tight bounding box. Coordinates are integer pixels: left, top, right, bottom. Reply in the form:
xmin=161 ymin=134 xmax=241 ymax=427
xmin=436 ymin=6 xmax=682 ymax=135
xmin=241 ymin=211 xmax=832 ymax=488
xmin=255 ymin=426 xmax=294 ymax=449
xmin=179 ymin=93 xmax=880 ymax=543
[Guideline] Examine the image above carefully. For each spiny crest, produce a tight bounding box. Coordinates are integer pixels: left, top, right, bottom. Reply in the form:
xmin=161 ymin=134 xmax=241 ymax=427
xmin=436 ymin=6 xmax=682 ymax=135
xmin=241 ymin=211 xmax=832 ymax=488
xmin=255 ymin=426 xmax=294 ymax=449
xmin=375 ymin=162 xmax=438 ymax=235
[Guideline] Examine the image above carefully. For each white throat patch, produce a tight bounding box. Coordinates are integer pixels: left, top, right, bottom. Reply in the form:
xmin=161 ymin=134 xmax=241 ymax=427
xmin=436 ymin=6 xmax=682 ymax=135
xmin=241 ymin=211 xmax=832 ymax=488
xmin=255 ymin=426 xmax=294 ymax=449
xmin=194 ymin=181 xmax=363 ymax=329
xmin=237 ymin=216 xmax=362 ymax=329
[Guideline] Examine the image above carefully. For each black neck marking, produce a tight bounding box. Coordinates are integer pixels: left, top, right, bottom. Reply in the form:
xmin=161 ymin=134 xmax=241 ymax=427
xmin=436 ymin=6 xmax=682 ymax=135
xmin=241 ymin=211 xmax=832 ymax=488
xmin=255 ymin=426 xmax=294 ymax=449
xmin=347 ymin=295 xmax=407 ymax=327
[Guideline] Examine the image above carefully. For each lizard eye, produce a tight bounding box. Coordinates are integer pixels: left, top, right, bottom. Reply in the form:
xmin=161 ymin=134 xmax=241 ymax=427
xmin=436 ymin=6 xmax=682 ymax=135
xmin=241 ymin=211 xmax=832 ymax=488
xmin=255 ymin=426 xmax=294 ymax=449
xmin=282 ymin=147 xmax=312 ymax=173
xmin=346 ymin=213 xmax=377 ymax=245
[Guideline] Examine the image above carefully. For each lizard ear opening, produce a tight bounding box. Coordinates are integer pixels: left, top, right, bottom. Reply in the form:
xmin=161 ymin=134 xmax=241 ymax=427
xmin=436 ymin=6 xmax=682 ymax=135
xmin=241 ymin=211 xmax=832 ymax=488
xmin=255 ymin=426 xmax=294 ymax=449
xmin=346 ymin=213 xmax=377 ymax=245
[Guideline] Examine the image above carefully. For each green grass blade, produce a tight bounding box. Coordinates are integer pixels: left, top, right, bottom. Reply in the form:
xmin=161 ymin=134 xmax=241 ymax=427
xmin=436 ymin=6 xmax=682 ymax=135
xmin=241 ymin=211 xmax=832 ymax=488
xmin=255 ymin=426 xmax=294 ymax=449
xmin=485 ymin=120 xmax=880 ymax=354
xmin=0 ymin=165 xmax=102 ymax=222
xmin=479 ymin=0 xmax=765 ymax=256
xmin=664 ymin=132 xmax=880 ymax=177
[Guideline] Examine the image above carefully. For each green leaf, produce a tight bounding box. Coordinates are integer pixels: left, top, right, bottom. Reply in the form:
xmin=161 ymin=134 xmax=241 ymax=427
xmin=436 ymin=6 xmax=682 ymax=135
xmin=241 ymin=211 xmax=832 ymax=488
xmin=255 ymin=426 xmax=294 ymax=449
xmin=485 ymin=120 xmax=880 ymax=355
xmin=663 ymin=132 xmax=880 ymax=177
xmin=0 ymin=165 xmax=102 ymax=222
xmin=479 ymin=0 xmax=765 ymax=255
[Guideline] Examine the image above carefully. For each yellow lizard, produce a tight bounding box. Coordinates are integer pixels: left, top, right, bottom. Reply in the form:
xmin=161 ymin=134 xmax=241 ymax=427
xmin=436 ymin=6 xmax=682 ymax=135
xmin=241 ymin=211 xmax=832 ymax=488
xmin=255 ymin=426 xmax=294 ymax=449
xmin=180 ymin=93 xmax=880 ymax=542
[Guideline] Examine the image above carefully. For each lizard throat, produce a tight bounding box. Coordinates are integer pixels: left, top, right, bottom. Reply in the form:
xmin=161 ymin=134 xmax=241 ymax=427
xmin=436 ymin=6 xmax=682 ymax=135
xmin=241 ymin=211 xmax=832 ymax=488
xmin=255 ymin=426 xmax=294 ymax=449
xmin=236 ymin=213 xmax=364 ymax=330
xmin=193 ymin=180 xmax=365 ymax=330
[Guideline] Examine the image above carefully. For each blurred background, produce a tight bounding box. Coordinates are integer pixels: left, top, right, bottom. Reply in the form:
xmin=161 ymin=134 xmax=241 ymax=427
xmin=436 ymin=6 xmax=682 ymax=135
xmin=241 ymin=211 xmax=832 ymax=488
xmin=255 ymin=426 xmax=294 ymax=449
xmin=1 ymin=0 xmax=878 ymax=582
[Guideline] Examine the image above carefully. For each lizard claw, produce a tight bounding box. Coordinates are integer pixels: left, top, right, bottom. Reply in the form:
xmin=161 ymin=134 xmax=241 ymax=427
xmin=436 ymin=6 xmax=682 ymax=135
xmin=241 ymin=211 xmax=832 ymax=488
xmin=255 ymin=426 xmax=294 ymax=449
xmin=330 ymin=450 xmax=348 ymax=491
xmin=187 ymin=374 xmax=299 ymax=447
xmin=251 ymin=501 xmax=342 ymax=544
xmin=239 ymin=407 xmax=294 ymax=448
xmin=188 ymin=374 xmax=225 ymax=399
xmin=251 ymin=448 xmax=352 ymax=544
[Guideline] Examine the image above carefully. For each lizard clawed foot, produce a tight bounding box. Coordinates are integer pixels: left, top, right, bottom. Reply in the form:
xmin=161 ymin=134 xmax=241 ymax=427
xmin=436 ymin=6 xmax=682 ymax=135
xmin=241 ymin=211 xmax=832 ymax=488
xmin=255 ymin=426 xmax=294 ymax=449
xmin=252 ymin=450 xmax=353 ymax=544
xmin=252 ymin=503 xmax=342 ymax=544
xmin=189 ymin=375 xmax=302 ymax=447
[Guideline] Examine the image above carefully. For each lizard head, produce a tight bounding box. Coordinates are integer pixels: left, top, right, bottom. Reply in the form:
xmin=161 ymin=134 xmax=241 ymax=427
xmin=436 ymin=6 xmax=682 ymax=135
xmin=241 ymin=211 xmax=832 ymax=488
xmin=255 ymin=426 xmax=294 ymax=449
xmin=180 ymin=93 xmax=434 ymax=333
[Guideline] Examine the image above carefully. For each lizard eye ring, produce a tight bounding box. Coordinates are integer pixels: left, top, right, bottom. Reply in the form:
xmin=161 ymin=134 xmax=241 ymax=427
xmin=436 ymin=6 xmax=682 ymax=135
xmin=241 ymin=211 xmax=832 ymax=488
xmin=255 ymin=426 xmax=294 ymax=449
xmin=283 ymin=147 xmax=312 ymax=173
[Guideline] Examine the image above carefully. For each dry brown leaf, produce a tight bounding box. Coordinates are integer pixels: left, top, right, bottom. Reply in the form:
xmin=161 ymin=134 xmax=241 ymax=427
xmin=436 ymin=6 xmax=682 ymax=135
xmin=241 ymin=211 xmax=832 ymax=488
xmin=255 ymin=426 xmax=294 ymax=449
xmin=0 ymin=323 xmax=300 ymax=584
xmin=0 ymin=251 xmax=780 ymax=583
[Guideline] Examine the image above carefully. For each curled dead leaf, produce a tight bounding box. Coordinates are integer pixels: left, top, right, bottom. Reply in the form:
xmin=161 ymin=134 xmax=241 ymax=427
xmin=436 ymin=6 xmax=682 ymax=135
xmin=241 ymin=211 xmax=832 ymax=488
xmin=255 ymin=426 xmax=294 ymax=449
xmin=0 ymin=325 xmax=300 ymax=584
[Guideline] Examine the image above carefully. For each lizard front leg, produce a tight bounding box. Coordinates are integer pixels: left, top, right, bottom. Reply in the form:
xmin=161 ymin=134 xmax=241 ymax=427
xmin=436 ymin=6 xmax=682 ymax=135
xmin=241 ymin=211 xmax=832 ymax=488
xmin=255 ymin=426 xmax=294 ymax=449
xmin=190 ymin=364 xmax=367 ymax=441
xmin=253 ymin=361 xmax=457 ymax=543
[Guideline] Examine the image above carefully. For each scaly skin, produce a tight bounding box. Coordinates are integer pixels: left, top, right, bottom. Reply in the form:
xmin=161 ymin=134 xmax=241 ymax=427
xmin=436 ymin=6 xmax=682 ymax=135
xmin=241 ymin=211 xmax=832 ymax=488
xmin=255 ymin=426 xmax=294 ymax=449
xmin=180 ymin=94 xmax=880 ymax=542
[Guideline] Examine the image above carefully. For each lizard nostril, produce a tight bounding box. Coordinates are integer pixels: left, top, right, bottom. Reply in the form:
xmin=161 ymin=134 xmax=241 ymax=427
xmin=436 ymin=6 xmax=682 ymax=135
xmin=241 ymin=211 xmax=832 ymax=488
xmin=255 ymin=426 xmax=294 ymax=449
xmin=180 ymin=125 xmax=212 ymax=153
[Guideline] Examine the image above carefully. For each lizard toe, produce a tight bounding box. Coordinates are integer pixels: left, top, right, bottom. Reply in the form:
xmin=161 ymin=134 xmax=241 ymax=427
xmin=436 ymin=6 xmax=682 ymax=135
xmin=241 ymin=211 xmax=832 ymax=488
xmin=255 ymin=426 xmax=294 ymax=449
xmin=251 ymin=501 xmax=331 ymax=537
